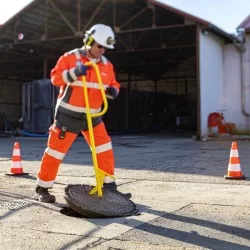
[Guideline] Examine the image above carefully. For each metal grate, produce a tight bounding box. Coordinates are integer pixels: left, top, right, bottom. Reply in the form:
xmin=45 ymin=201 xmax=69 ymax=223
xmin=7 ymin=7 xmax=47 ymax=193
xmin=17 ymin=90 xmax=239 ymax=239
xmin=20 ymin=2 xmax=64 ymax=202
xmin=0 ymin=200 xmax=33 ymax=210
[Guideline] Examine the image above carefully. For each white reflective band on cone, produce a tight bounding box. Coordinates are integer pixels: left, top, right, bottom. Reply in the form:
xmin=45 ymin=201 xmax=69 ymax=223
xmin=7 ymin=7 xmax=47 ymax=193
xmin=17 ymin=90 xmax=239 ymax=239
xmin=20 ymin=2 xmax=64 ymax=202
xmin=228 ymin=163 xmax=241 ymax=171
xmin=230 ymin=149 xmax=239 ymax=157
xmin=13 ymin=149 xmax=21 ymax=156
xmin=11 ymin=162 xmax=22 ymax=168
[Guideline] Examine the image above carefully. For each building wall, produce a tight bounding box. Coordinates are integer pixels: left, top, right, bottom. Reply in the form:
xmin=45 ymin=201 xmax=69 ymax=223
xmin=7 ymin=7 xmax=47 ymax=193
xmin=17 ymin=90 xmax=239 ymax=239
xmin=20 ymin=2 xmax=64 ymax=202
xmin=223 ymin=34 xmax=250 ymax=133
xmin=199 ymin=31 xmax=224 ymax=137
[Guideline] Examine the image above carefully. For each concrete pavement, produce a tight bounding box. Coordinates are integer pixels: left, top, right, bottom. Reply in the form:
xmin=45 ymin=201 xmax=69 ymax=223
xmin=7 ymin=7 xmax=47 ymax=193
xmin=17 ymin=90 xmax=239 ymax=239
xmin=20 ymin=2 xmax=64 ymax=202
xmin=0 ymin=135 xmax=250 ymax=249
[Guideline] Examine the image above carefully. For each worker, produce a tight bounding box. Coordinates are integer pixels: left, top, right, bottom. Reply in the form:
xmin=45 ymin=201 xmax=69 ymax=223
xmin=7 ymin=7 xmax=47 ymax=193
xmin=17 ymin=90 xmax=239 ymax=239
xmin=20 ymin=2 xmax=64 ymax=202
xmin=35 ymin=24 xmax=131 ymax=203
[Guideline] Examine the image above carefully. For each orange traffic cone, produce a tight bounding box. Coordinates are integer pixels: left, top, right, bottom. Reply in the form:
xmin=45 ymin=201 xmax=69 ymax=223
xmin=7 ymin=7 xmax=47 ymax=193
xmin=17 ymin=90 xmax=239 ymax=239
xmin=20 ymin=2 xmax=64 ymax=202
xmin=5 ymin=142 xmax=28 ymax=176
xmin=224 ymin=141 xmax=245 ymax=180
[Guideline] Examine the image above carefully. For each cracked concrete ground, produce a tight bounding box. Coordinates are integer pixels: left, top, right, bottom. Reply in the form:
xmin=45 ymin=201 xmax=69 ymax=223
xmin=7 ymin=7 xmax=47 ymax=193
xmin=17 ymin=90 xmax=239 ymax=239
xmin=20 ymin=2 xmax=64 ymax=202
xmin=0 ymin=135 xmax=250 ymax=249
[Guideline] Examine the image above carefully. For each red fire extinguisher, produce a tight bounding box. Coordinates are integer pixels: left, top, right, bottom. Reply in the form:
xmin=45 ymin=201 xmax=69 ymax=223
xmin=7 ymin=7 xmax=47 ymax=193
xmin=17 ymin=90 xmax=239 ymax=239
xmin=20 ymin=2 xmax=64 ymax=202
xmin=208 ymin=112 xmax=224 ymax=136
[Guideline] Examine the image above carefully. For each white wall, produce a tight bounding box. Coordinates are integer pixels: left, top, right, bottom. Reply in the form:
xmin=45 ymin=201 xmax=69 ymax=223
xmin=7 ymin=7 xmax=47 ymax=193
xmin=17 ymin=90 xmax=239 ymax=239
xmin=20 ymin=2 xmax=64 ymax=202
xmin=199 ymin=31 xmax=224 ymax=137
xmin=223 ymin=34 xmax=250 ymax=132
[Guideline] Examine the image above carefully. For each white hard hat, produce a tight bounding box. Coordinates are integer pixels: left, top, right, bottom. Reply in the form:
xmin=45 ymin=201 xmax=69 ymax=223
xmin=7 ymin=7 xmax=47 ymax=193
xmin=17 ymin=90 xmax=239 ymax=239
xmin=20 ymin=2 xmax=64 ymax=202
xmin=84 ymin=24 xmax=115 ymax=49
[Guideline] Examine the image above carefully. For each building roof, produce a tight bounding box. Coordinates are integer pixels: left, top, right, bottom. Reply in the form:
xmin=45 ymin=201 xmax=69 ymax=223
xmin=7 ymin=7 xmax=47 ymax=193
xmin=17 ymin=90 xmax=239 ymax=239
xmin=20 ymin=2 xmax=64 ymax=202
xmin=152 ymin=1 xmax=238 ymax=41
xmin=0 ymin=0 xmax=237 ymax=42
xmin=237 ymin=13 xmax=250 ymax=32
xmin=0 ymin=0 xmax=240 ymax=80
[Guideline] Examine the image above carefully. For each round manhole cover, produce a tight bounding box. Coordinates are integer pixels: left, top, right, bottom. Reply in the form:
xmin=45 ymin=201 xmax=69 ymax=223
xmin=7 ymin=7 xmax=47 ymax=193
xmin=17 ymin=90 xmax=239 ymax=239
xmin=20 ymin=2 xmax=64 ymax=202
xmin=64 ymin=184 xmax=137 ymax=218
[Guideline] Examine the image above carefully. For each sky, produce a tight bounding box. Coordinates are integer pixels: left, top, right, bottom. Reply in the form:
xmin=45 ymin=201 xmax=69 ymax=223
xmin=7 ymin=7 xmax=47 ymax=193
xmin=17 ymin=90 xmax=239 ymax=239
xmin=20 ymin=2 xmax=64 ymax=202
xmin=0 ymin=0 xmax=250 ymax=34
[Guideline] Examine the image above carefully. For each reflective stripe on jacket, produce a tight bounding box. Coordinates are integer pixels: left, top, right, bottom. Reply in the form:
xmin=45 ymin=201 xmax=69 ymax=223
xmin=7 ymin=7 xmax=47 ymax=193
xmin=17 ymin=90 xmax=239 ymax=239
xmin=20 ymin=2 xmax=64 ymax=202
xmin=51 ymin=49 xmax=120 ymax=117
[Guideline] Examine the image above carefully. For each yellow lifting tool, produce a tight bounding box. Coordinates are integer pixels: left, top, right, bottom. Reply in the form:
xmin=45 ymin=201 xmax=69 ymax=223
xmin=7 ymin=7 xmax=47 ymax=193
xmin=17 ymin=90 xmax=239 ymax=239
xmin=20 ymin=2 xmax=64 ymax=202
xmin=81 ymin=62 xmax=114 ymax=197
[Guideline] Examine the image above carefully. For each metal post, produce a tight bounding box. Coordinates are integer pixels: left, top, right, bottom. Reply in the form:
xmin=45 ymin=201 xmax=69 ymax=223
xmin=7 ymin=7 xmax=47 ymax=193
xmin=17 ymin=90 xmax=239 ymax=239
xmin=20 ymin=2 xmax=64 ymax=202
xmin=43 ymin=59 xmax=48 ymax=78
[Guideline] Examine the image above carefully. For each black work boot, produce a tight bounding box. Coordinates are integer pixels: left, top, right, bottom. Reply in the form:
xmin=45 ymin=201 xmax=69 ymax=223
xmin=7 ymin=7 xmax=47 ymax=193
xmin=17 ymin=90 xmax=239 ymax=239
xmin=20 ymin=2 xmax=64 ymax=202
xmin=103 ymin=182 xmax=132 ymax=199
xmin=35 ymin=186 xmax=56 ymax=203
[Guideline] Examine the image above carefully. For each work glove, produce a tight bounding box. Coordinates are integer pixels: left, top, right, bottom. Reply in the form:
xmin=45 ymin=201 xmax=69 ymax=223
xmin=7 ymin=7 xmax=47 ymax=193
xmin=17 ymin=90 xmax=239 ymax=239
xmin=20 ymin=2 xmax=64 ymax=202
xmin=106 ymin=87 xmax=118 ymax=100
xmin=74 ymin=62 xmax=89 ymax=77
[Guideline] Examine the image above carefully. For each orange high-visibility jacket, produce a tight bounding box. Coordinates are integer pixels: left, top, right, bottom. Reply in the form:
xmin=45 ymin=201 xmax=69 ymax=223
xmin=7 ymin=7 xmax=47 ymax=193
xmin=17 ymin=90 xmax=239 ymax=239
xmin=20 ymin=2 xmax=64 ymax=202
xmin=51 ymin=49 xmax=120 ymax=117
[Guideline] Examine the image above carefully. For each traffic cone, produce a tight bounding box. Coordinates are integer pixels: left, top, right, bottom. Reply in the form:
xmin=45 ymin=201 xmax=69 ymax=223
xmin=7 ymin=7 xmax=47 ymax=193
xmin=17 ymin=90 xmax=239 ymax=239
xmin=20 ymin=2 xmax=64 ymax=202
xmin=5 ymin=142 xmax=28 ymax=176
xmin=224 ymin=141 xmax=245 ymax=180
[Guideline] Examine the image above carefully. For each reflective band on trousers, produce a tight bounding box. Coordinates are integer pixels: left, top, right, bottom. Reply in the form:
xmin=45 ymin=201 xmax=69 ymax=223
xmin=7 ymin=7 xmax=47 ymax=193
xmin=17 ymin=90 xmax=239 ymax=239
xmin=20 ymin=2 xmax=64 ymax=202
xmin=95 ymin=142 xmax=112 ymax=154
xmin=104 ymin=176 xmax=115 ymax=183
xmin=37 ymin=178 xmax=54 ymax=188
xmin=59 ymin=100 xmax=101 ymax=114
xmin=45 ymin=147 xmax=65 ymax=160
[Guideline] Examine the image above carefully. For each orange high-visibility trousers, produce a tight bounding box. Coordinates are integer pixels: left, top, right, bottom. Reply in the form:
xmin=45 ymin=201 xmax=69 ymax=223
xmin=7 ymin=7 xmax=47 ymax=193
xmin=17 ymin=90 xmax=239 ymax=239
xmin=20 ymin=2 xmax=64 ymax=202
xmin=37 ymin=122 xmax=114 ymax=188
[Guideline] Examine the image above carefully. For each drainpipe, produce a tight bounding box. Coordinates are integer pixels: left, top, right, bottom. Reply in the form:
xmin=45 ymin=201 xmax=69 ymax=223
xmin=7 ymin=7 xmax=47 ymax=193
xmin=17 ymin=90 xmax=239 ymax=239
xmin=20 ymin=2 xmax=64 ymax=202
xmin=239 ymin=49 xmax=250 ymax=117
xmin=233 ymin=29 xmax=250 ymax=133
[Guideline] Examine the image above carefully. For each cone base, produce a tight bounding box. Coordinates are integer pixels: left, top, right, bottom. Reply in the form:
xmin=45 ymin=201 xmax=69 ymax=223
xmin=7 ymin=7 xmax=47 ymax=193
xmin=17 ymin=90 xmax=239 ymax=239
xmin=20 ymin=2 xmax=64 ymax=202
xmin=5 ymin=173 xmax=29 ymax=176
xmin=224 ymin=175 xmax=245 ymax=180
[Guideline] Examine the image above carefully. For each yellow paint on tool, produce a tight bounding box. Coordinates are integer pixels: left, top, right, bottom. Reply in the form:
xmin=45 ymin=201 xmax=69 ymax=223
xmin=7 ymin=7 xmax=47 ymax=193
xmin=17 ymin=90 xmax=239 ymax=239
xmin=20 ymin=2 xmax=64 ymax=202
xmin=82 ymin=62 xmax=114 ymax=197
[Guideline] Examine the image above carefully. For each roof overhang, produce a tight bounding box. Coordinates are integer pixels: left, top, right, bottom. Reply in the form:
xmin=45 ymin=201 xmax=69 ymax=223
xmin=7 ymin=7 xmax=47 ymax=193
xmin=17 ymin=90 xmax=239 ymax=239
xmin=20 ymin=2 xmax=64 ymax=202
xmin=0 ymin=0 xmax=241 ymax=80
